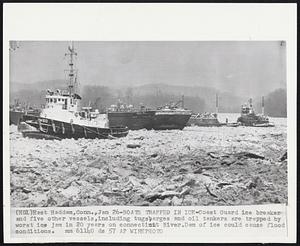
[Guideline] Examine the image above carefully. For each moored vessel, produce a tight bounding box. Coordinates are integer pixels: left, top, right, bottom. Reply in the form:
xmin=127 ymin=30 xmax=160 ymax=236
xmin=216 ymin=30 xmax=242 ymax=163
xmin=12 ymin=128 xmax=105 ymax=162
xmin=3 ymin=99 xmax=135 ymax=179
xmin=152 ymin=96 xmax=192 ymax=130
xmin=187 ymin=94 xmax=225 ymax=127
xmin=237 ymin=97 xmax=274 ymax=127
xmin=107 ymin=101 xmax=156 ymax=130
xmin=10 ymin=101 xmax=40 ymax=125
xmin=188 ymin=112 xmax=224 ymax=127
xmin=22 ymin=42 xmax=129 ymax=140
xmin=10 ymin=109 xmax=24 ymax=125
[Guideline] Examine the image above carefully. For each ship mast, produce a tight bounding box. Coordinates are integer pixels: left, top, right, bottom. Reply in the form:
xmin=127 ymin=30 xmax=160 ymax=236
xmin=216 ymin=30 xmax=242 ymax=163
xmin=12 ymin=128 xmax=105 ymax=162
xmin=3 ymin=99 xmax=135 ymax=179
xmin=249 ymin=98 xmax=253 ymax=114
xmin=215 ymin=93 xmax=219 ymax=115
xmin=249 ymin=98 xmax=253 ymax=107
xmin=65 ymin=41 xmax=78 ymax=95
xmin=261 ymin=96 xmax=265 ymax=115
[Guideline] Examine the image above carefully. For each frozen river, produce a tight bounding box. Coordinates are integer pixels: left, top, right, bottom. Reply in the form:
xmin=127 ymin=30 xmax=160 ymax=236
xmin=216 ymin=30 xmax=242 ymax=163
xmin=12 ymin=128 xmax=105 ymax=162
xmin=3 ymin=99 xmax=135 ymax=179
xmin=9 ymin=113 xmax=288 ymax=207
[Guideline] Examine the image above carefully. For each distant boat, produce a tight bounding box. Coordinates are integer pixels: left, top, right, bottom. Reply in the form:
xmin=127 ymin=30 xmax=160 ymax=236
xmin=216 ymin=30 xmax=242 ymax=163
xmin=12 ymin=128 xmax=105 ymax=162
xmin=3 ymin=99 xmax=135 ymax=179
xmin=152 ymin=97 xmax=192 ymax=130
xmin=10 ymin=102 xmax=40 ymax=125
xmin=188 ymin=113 xmax=224 ymax=127
xmin=10 ymin=109 xmax=24 ymax=125
xmin=237 ymin=97 xmax=275 ymax=127
xmin=187 ymin=94 xmax=224 ymax=127
xmin=226 ymin=122 xmax=240 ymax=127
xmin=22 ymin=42 xmax=128 ymax=140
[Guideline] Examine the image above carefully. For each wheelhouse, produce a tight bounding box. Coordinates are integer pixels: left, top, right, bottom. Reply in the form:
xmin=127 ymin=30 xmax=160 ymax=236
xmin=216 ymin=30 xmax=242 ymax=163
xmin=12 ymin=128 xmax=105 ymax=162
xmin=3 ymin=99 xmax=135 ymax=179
xmin=45 ymin=89 xmax=81 ymax=112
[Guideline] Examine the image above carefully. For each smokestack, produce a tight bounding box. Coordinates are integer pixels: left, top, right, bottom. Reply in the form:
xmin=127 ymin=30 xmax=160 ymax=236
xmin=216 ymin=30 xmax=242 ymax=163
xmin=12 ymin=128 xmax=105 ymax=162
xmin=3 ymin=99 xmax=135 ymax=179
xmin=262 ymin=96 xmax=265 ymax=115
xmin=216 ymin=93 xmax=219 ymax=115
xmin=249 ymin=98 xmax=253 ymax=107
xmin=182 ymin=95 xmax=184 ymax=108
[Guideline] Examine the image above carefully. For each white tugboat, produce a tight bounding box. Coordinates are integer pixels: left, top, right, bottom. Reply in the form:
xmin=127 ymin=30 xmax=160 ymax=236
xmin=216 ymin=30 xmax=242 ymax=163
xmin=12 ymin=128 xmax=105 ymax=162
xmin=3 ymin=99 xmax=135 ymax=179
xmin=22 ymin=42 xmax=129 ymax=140
xmin=237 ymin=97 xmax=275 ymax=127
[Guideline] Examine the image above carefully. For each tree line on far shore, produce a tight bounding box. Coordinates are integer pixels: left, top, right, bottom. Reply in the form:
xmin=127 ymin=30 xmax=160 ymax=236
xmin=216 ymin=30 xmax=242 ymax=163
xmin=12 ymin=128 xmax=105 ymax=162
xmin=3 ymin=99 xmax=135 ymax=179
xmin=9 ymin=82 xmax=287 ymax=117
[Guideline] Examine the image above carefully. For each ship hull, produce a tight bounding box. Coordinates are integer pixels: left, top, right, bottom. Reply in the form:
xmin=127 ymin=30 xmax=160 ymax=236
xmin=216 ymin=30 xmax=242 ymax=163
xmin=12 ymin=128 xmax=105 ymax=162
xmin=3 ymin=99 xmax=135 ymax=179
xmin=226 ymin=123 xmax=240 ymax=127
xmin=252 ymin=122 xmax=275 ymax=127
xmin=187 ymin=117 xmax=222 ymax=127
xmin=22 ymin=115 xmax=128 ymax=140
xmin=152 ymin=113 xmax=191 ymax=130
xmin=108 ymin=111 xmax=156 ymax=130
xmin=237 ymin=115 xmax=269 ymax=126
xmin=108 ymin=110 xmax=191 ymax=130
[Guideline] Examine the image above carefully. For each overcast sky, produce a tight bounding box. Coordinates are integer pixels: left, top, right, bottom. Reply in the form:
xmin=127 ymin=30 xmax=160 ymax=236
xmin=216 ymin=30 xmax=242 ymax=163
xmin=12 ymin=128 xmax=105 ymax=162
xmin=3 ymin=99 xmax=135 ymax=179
xmin=10 ymin=41 xmax=286 ymax=97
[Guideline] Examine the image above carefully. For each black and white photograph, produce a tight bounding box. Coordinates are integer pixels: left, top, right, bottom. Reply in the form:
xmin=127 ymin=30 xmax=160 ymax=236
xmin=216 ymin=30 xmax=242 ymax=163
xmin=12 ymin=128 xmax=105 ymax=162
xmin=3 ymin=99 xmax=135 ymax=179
xmin=3 ymin=3 xmax=296 ymax=243
xmin=9 ymin=41 xmax=288 ymax=207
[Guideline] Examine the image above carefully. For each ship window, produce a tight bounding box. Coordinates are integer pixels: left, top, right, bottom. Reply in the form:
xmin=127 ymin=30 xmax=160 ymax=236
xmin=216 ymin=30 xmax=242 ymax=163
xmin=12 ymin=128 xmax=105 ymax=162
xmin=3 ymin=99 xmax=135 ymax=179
xmin=54 ymin=98 xmax=57 ymax=103
xmin=50 ymin=98 xmax=53 ymax=103
xmin=58 ymin=98 xmax=60 ymax=102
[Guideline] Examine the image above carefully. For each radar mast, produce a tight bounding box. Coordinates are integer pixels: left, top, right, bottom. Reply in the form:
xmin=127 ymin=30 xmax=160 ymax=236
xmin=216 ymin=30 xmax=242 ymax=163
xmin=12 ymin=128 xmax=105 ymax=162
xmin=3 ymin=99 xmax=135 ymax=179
xmin=65 ymin=41 xmax=78 ymax=95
